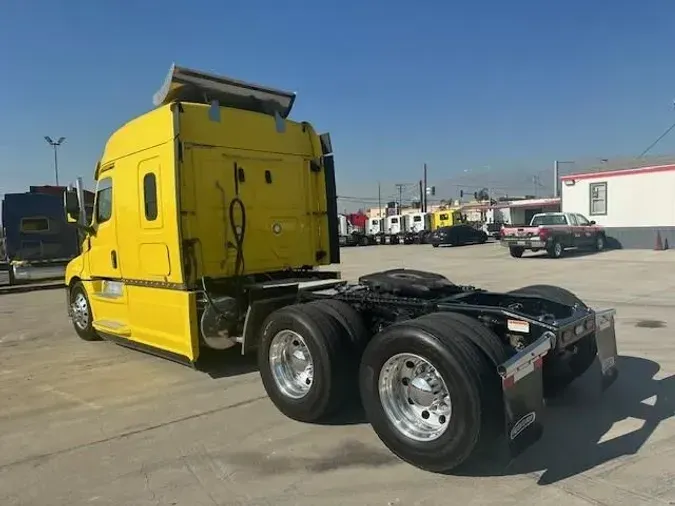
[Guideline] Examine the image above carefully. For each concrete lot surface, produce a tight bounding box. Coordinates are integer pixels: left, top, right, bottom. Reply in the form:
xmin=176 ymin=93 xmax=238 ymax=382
xmin=2 ymin=243 xmax=675 ymax=505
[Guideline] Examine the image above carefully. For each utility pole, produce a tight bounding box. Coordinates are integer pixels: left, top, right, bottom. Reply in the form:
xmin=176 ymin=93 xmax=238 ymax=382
xmin=395 ymin=183 xmax=405 ymax=213
xmin=532 ymin=175 xmax=538 ymax=197
xmin=423 ymin=163 xmax=428 ymax=212
xmin=378 ymin=182 xmax=382 ymax=219
xmin=418 ymin=180 xmax=423 ymax=209
xmin=44 ymin=136 xmax=66 ymax=186
xmin=553 ymin=160 xmax=576 ymax=198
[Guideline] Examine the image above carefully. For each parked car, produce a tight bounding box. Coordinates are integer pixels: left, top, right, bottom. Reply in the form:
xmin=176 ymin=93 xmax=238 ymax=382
xmin=429 ymin=224 xmax=488 ymax=247
xmin=482 ymin=222 xmax=503 ymax=240
xmin=500 ymin=212 xmax=605 ymax=258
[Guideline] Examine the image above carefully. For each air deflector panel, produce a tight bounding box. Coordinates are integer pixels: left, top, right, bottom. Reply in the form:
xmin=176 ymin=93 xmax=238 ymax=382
xmin=153 ymin=64 xmax=297 ymax=119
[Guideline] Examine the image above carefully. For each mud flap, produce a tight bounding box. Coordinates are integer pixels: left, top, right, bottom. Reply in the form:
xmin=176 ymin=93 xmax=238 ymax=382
xmin=497 ymin=333 xmax=554 ymax=458
xmin=594 ymin=308 xmax=619 ymax=390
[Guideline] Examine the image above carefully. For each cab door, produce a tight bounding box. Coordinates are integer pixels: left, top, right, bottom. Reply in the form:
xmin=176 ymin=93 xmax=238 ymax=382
xmin=86 ymin=167 xmax=131 ymax=337
xmin=574 ymin=213 xmax=595 ymax=247
xmin=567 ymin=213 xmax=583 ymax=247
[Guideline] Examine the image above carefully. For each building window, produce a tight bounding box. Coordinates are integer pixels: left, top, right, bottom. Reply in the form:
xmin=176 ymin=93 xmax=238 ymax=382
xmin=96 ymin=177 xmax=113 ymax=224
xmin=589 ymin=182 xmax=607 ymax=216
xmin=143 ymin=173 xmax=158 ymax=221
xmin=20 ymin=217 xmax=49 ymax=233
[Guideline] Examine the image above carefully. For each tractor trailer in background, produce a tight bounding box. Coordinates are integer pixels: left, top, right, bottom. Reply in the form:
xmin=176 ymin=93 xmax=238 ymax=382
xmin=364 ymin=208 xmax=464 ymax=245
xmin=1 ymin=185 xmax=93 ymax=285
xmin=61 ymin=63 xmax=619 ymax=474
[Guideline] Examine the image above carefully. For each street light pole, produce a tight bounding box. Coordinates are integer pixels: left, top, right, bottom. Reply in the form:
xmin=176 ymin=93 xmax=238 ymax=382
xmin=553 ymin=160 xmax=575 ymax=198
xmin=44 ymin=136 xmax=66 ymax=186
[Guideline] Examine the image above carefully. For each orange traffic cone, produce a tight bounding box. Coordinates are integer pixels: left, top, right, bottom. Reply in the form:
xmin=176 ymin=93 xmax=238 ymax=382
xmin=655 ymin=231 xmax=664 ymax=251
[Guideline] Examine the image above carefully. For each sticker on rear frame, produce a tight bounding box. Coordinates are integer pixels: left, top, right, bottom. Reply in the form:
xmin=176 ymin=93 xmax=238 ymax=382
xmin=507 ymin=319 xmax=530 ymax=333
xmin=601 ymin=356 xmax=616 ymax=373
xmin=510 ymin=411 xmax=536 ymax=440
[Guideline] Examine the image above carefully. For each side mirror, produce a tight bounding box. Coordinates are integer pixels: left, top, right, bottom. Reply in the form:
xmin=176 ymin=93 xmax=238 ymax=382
xmin=64 ymin=189 xmax=80 ymax=222
xmin=589 ymin=220 xmax=596 ymax=225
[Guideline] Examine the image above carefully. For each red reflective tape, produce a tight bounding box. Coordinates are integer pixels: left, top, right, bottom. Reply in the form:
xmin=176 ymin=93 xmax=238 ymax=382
xmin=503 ymin=375 xmax=515 ymax=389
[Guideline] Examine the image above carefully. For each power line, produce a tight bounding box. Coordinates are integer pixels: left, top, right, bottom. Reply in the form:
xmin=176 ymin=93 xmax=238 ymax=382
xmin=638 ymin=118 xmax=675 ymax=158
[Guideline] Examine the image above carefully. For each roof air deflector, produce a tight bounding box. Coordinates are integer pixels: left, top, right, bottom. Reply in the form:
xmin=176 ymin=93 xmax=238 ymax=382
xmin=153 ymin=63 xmax=297 ymax=119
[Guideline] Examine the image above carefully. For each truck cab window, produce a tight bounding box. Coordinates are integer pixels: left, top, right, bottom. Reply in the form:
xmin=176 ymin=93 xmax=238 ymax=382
xmin=20 ymin=217 xmax=49 ymax=233
xmin=95 ymin=177 xmax=113 ymax=224
xmin=143 ymin=173 xmax=158 ymax=221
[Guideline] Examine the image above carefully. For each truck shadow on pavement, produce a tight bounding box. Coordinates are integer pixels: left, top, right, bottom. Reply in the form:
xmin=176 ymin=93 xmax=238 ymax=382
xmin=458 ymin=355 xmax=675 ymax=485
xmin=198 ymin=347 xmax=260 ymax=379
xmin=198 ymin=351 xmax=675 ymax=483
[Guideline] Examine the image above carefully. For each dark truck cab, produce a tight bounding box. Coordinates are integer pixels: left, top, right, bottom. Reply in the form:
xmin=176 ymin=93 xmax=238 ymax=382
xmin=500 ymin=212 xmax=606 ymax=259
xmin=1 ymin=186 xmax=93 ymax=284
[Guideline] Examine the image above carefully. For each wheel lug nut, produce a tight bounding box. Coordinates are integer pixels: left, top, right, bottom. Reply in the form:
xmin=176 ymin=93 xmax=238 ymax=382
xmin=405 ymin=361 xmax=414 ymax=369
xmin=439 ymin=415 xmax=446 ymax=424
xmin=401 ymin=378 xmax=409 ymax=386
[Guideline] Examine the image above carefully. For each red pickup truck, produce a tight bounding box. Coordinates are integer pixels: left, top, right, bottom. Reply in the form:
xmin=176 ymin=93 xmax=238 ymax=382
xmin=500 ymin=212 xmax=606 ymax=258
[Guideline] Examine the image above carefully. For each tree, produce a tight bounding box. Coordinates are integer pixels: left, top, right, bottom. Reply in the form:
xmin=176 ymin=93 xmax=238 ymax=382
xmin=473 ymin=188 xmax=489 ymax=201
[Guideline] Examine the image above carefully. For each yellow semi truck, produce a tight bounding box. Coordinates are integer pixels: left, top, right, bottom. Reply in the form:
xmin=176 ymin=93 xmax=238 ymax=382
xmin=63 ymin=64 xmax=619 ymax=474
xmin=431 ymin=208 xmax=463 ymax=229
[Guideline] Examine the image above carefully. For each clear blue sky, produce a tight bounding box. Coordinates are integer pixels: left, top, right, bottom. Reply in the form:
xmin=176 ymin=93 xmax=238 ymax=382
xmin=3 ymin=0 xmax=675 ymax=205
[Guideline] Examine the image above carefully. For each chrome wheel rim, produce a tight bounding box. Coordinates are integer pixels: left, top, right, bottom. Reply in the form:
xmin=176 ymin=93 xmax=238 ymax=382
xmin=378 ymin=353 xmax=452 ymax=442
xmin=597 ymin=236 xmax=604 ymax=250
xmin=555 ymin=243 xmax=562 ymax=256
xmin=71 ymin=292 xmax=90 ymax=330
xmin=268 ymin=330 xmax=314 ymax=399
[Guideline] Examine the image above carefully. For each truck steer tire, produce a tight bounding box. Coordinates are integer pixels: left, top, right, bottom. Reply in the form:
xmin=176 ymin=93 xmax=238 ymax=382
xmin=359 ymin=313 xmax=502 ymax=473
xmin=509 ymin=247 xmax=524 ymax=258
xmin=69 ymin=282 xmax=101 ymax=342
xmin=508 ymin=284 xmax=597 ymax=396
xmin=547 ymin=241 xmax=564 ymax=258
xmin=258 ymin=303 xmax=351 ymax=423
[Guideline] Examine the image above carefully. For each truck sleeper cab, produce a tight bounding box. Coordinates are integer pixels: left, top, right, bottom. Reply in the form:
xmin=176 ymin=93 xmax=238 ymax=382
xmin=64 ymin=64 xmax=341 ymax=362
xmin=432 ymin=209 xmax=462 ymax=230
xmin=63 ymin=65 xmax=619 ymax=476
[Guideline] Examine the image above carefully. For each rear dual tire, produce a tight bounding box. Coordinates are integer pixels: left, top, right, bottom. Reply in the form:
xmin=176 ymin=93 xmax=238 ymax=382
xmin=259 ymin=302 xmax=504 ymax=473
xmin=258 ymin=300 xmax=369 ymax=422
xmin=359 ymin=312 xmax=504 ymax=473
